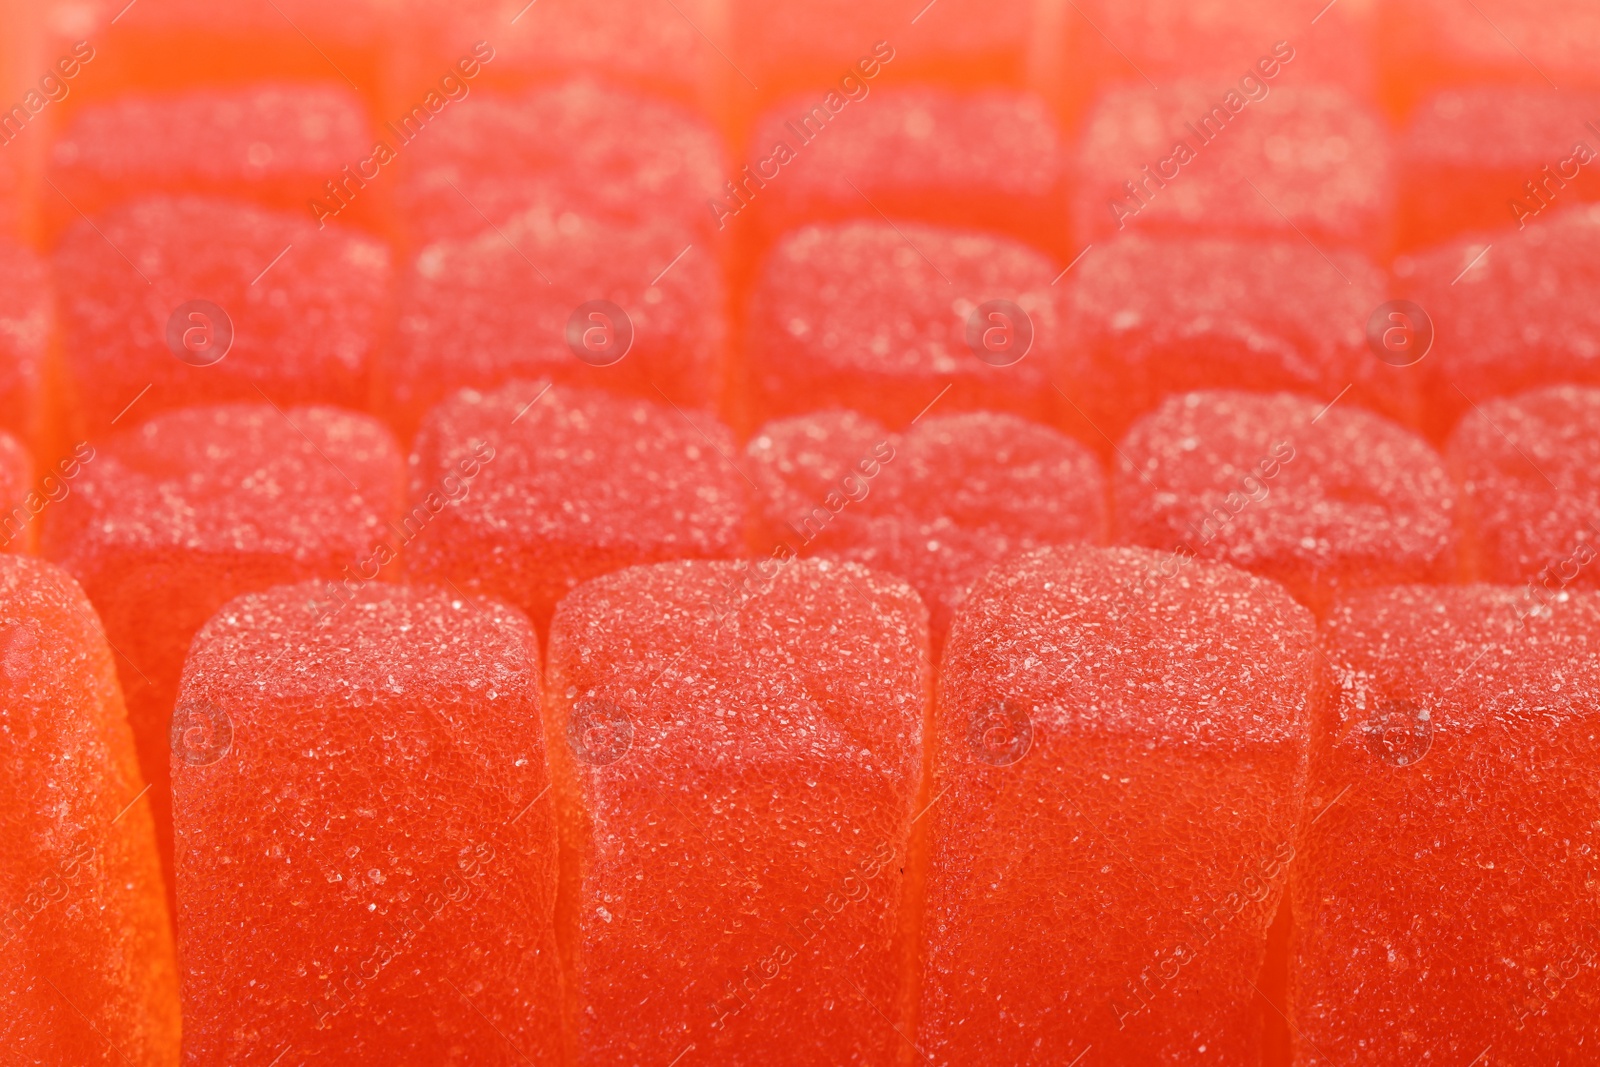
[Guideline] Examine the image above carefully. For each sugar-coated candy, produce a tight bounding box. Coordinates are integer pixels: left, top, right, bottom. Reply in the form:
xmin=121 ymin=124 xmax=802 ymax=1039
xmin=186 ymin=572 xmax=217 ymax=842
xmin=172 ymin=581 xmax=560 ymax=1064
xmin=1298 ymin=586 xmax=1600 ymax=1063
xmin=1446 ymin=384 xmax=1600 ymax=589
xmin=746 ymin=220 xmax=1058 ymax=427
xmin=740 ymin=86 xmax=1066 ymax=250
xmin=1058 ymin=233 xmax=1399 ymax=441
xmin=920 ymin=544 xmax=1315 ymax=1064
xmin=53 ymin=195 xmax=391 ymax=430
xmin=1114 ymin=391 xmax=1457 ymax=614
xmin=387 ymin=207 xmax=723 ymax=436
xmin=45 ymin=83 xmax=373 ymax=238
xmin=746 ymin=409 xmax=1105 ymax=635
xmin=43 ymin=403 xmax=404 ymax=881
xmin=544 ymin=558 xmax=929 ymax=1065
xmin=407 ymin=381 xmax=746 ymax=629
xmin=0 ymin=555 xmax=179 ymax=1066
xmin=0 ymin=237 xmax=50 ymax=454
xmin=1395 ymin=204 xmax=1600 ymax=437
xmin=1397 ymin=88 xmax=1600 ymax=249
xmin=394 ymin=78 xmax=724 ymax=245
xmin=1074 ymin=83 xmax=1393 ymax=253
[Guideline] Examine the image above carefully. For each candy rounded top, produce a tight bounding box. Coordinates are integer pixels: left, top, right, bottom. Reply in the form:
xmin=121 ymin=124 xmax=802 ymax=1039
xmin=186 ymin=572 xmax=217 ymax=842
xmin=942 ymin=543 xmax=1316 ymax=747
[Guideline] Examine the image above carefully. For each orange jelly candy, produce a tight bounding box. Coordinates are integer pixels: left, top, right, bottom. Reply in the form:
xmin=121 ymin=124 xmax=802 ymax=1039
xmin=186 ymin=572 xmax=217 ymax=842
xmin=172 ymin=582 xmax=561 ymax=1064
xmin=920 ymin=544 xmax=1315 ymax=1063
xmin=0 ymin=555 xmax=179 ymax=1065
xmin=545 ymin=558 xmax=930 ymax=1065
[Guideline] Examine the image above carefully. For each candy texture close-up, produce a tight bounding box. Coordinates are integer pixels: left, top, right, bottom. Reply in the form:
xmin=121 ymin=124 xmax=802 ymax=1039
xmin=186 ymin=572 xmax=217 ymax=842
xmin=3 ymin=1 xmax=1598 ymax=1062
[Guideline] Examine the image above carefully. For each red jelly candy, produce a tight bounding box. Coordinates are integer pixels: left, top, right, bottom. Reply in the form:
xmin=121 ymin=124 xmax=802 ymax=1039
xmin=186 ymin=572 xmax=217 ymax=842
xmin=1446 ymin=384 xmax=1600 ymax=589
xmin=0 ymin=555 xmax=179 ymax=1066
xmin=1114 ymin=390 xmax=1457 ymax=614
xmin=387 ymin=209 xmax=723 ymax=436
xmin=1058 ymin=233 xmax=1399 ymax=442
xmin=739 ymin=86 xmax=1067 ymax=251
xmin=746 ymin=220 xmax=1059 ymax=427
xmin=172 ymin=581 xmax=561 ymax=1064
xmin=746 ymin=408 xmax=1105 ymax=635
xmin=43 ymin=403 xmax=404 ymax=882
xmin=406 ymin=381 xmax=746 ymax=629
xmin=920 ymin=544 xmax=1315 ymax=1063
xmin=0 ymin=237 xmax=50 ymax=454
xmin=1074 ymin=83 xmax=1394 ymax=253
xmin=45 ymin=83 xmax=373 ymax=239
xmin=1298 ymin=586 xmax=1600 ymax=1064
xmin=53 ymin=195 xmax=391 ymax=430
xmin=1397 ymin=87 xmax=1600 ymax=250
xmin=545 ymin=557 xmax=929 ymax=1065
xmin=394 ymin=77 xmax=725 ymax=245
xmin=1395 ymin=204 xmax=1600 ymax=437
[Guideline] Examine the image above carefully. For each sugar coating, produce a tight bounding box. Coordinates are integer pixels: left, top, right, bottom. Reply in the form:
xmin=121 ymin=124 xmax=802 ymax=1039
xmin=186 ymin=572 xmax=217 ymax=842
xmin=0 ymin=430 xmax=33 ymax=554
xmin=0 ymin=238 xmax=49 ymax=454
xmin=1074 ymin=84 xmax=1394 ymax=252
xmin=1446 ymin=385 xmax=1600 ymax=589
xmin=747 ymin=221 xmax=1058 ymax=426
xmin=1398 ymin=88 xmax=1600 ymax=248
xmin=173 ymin=581 xmax=560 ymax=1064
xmin=1115 ymin=391 xmax=1457 ymax=614
xmin=0 ymin=555 xmax=179 ymax=1065
xmin=388 ymin=206 xmax=724 ymax=434
xmin=544 ymin=557 xmax=929 ymax=1065
xmin=44 ymin=403 xmax=404 ymax=880
xmin=46 ymin=84 xmax=371 ymax=226
xmin=394 ymin=78 xmax=725 ymax=244
xmin=920 ymin=544 xmax=1315 ymax=1064
xmin=407 ymin=381 xmax=746 ymax=628
xmin=1059 ymin=233 xmax=1398 ymax=439
xmin=747 ymin=409 xmax=1105 ymax=634
xmin=1299 ymin=585 xmax=1600 ymax=1064
xmin=744 ymin=87 xmax=1066 ymax=247
xmin=1396 ymin=205 xmax=1600 ymax=436
xmin=53 ymin=195 xmax=390 ymax=428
